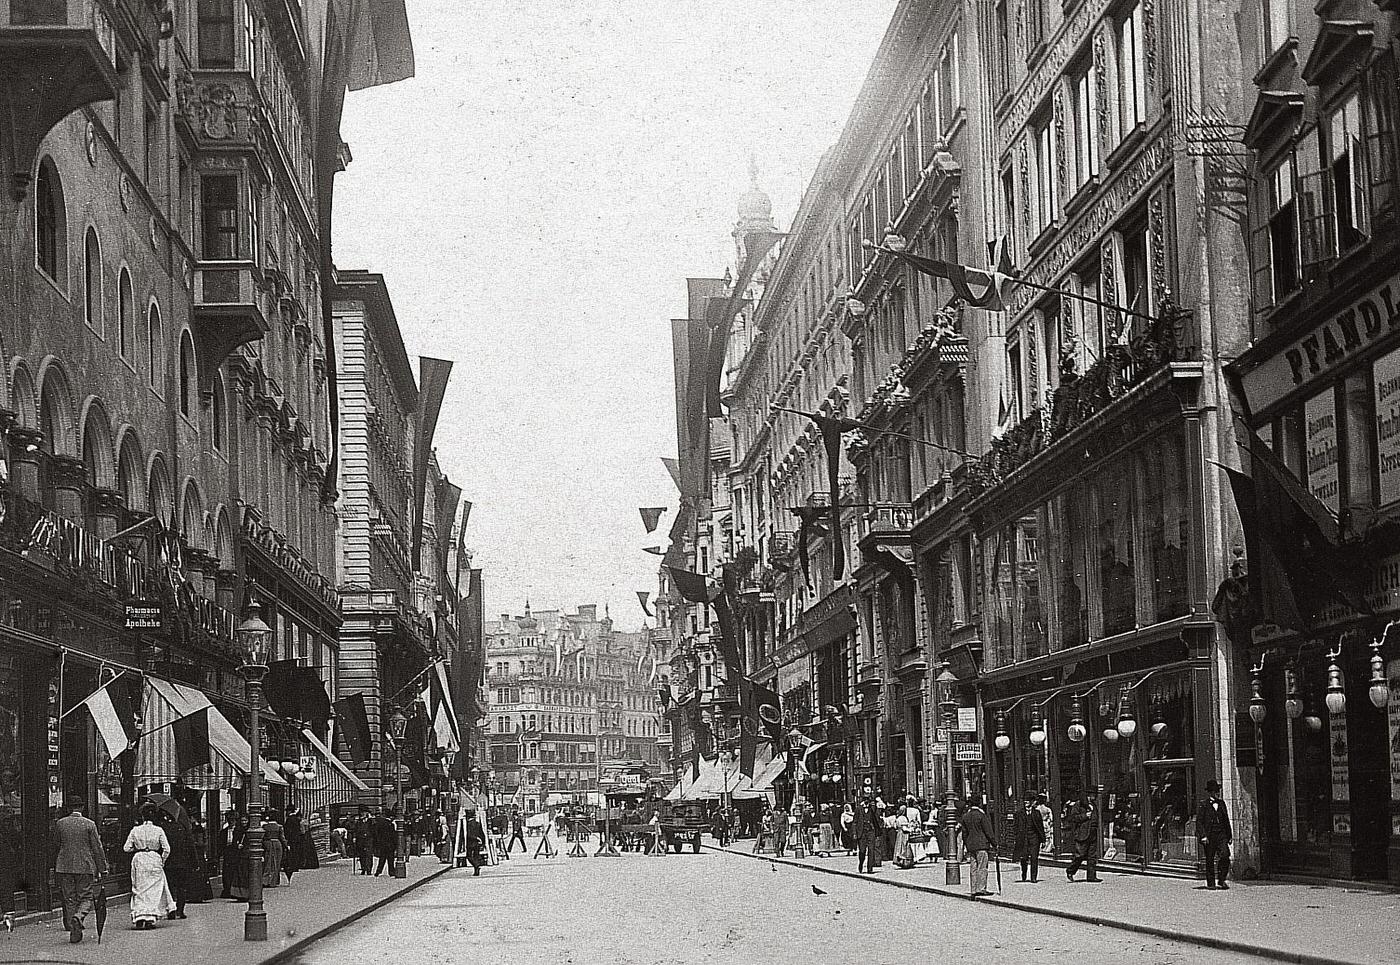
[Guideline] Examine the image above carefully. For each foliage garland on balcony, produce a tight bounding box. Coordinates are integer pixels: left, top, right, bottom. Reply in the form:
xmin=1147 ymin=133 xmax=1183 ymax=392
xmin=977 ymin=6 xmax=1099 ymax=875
xmin=968 ymin=298 xmax=1188 ymax=496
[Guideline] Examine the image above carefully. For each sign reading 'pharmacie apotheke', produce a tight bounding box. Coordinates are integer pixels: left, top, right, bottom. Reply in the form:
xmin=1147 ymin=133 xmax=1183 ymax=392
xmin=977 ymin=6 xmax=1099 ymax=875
xmin=1242 ymin=273 xmax=1400 ymax=411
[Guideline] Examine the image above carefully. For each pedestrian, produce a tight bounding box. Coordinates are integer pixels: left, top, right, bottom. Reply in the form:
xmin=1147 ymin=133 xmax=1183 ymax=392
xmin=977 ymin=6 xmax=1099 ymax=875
xmin=772 ymin=805 xmax=790 ymax=857
xmin=282 ymin=804 xmax=306 ymax=882
xmin=160 ymin=810 xmax=210 ymax=918
xmin=853 ymin=798 xmax=883 ymax=873
xmin=217 ymin=810 xmax=241 ymax=898
xmin=460 ymin=809 xmax=487 ymax=876
xmin=506 ymin=807 xmax=527 ymax=854
xmin=226 ymin=813 xmax=251 ymax=900
xmin=261 ymin=810 xmax=286 ymax=888
xmin=838 ymin=803 xmax=855 ymax=852
xmin=354 ymin=809 xmax=375 ymax=875
xmin=1012 ymin=792 xmax=1046 ymax=882
xmin=958 ymin=795 xmax=997 ymax=897
xmin=1035 ymin=793 xmax=1054 ymax=854
xmin=1064 ymin=791 xmax=1103 ymax=883
xmin=123 ymin=803 xmax=176 ymax=930
xmin=1196 ymin=779 xmax=1233 ymax=890
xmin=892 ymin=800 xmax=916 ymax=869
xmin=52 ymin=795 xmax=108 ymax=944
xmin=372 ymin=807 xmax=397 ymax=875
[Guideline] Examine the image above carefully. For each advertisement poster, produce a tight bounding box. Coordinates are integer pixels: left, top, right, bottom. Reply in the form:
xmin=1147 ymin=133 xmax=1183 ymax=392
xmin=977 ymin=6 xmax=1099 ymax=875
xmin=1387 ymin=660 xmax=1400 ymax=808
xmin=1376 ymin=348 xmax=1400 ymax=506
xmin=1329 ymin=710 xmax=1350 ymax=804
xmin=1305 ymin=391 xmax=1340 ymax=515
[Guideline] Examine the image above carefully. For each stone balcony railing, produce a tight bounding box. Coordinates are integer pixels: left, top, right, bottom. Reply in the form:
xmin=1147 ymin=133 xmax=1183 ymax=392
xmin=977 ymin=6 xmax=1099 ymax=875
xmin=856 ymin=502 xmax=912 ymax=542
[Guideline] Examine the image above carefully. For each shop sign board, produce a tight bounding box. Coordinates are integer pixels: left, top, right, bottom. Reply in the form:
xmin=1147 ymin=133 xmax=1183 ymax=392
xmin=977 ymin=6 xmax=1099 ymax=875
xmin=1242 ymin=272 xmax=1400 ymax=411
xmin=125 ymin=601 xmax=163 ymax=630
xmin=954 ymin=743 xmax=983 ymax=762
xmin=1376 ymin=347 xmax=1400 ymax=506
xmin=1304 ymin=391 xmax=1340 ymax=515
xmin=1388 ymin=660 xmax=1400 ymax=832
xmin=1329 ymin=711 xmax=1350 ymax=804
xmin=956 ymin=708 xmax=979 ymax=733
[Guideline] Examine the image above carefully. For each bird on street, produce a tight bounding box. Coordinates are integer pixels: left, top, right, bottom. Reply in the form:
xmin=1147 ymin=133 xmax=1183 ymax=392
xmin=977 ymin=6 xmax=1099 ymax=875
xmin=811 ymin=885 xmax=827 ymax=895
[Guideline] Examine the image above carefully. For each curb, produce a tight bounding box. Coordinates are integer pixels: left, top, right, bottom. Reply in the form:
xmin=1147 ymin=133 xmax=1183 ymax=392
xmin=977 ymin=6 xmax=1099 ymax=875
xmin=259 ymin=863 xmax=458 ymax=965
xmin=709 ymin=846 xmax=1371 ymax=965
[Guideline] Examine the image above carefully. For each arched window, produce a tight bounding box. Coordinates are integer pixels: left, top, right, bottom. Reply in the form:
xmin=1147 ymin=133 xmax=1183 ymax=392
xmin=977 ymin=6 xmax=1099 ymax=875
xmin=84 ymin=229 xmax=101 ymax=331
xmin=148 ymin=302 xmax=163 ymax=388
xmin=118 ymin=268 xmax=133 ymax=359
xmin=211 ymin=373 xmax=225 ymax=450
xmin=35 ymin=159 xmax=65 ymax=283
xmin=179 ymin=332 xmax=196 ymax=416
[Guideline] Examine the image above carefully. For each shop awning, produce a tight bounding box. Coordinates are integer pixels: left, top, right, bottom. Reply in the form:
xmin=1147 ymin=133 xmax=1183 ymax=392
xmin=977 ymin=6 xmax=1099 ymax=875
xmin=745 ymin=752 xmax=789 ymax=794
xmin=135 ymin=677 xmax=287 ymax=790
xmin=294 ymin=727 xmax=369 ymax=812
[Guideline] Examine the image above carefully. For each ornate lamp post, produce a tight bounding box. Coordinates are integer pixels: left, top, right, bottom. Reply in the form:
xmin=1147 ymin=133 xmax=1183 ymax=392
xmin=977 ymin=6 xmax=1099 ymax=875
xmin=389 ymin=707 xmax=409 ymax=878
xmin=236 ymin=599 xmax=273 ymax=942
xmin=786 ymin=725 xmax=808 ymax=858
xmin=936 ymin=666 xmax=961 ymax=886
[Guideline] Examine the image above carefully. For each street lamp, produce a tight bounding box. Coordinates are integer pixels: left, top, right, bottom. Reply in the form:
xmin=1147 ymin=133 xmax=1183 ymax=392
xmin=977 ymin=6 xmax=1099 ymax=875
xmin=786 ymin=725 xmax=807 ymax=858
xmin=936 ymin=666 xmax=960 ymax=886
xmin=389 ymin=706 xmax=409 ymax=879
xmin=236 ymin=598 xmax=273 ymax=943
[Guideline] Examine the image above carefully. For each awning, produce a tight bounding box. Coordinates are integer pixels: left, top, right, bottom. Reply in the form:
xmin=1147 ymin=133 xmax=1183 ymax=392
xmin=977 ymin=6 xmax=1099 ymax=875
xmin=745 ymin=752 xmax=789 ymax=794
xmin=295 ymin=727 xmax=369 ymax=812
xmin=135 ymin=677 xmax=287 ymax=789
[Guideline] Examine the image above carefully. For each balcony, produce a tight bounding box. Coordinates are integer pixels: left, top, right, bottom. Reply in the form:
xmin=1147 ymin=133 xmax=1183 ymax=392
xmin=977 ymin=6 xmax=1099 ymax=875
xmin=193 ymin=260 xmax=271 ymax=391
xmin=856 ymin=502 xmax=912 ymax=544
xmin=1 ymin=0 xmax=119 ymax=199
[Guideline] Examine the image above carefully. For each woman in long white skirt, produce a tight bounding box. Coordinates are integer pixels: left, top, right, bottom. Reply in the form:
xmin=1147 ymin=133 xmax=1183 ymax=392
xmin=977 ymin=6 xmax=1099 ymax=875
xmin=123 ymin=805 xmax=176 ymax=930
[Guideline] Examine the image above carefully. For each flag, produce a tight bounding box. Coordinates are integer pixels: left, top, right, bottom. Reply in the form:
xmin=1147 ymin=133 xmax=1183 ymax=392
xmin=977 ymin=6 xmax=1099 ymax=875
xmin=666 ymin=567 xmax=717 ymax=604
xmin=411 ymin=357 xmax=453 ymax=569
xmin=1223 ymin=426 xmax=1370 ymax=632
xmin=790 ymin=506 xmax=829 ymax=589
xmin=23 ymin=513 xmax=59 ymax=557
xmin=811 ymin=414 xmax=862 ymax=579
xmin=173 ymin=708 xmax=211 ymax=774
xmin=642 ymin=545 xmax=668 ymax=556
xmin=639 ymin=507 xmax=666 ymax=533
xmin=711 ymin=565 xmax=745 ymax=677
xmin=73 ymin=681 xmax=138 ymax=759
xmin=997 ymin=390 xmax=1011 ymax=433
xmin=738 ymin=722 xmax=758 ymax=778
xmin=636 ymin=590 xmax=653 ymax=617
xmin=455 ymin=501 xmax=471 ymax=593
xmin=886 ymin=247 xmax=1015 ymax=311
xmin=799 ymin=740 xmax=826 ymax=780
xmin=342 ymin=0 xmax=416 ymax=91
xmin=661 ymin=457 xmax=683 ymax=492
xmin=333 ymin=693 xmax=373 ymax=764
xmin=739 ymin=676 xmax=783 ymax=743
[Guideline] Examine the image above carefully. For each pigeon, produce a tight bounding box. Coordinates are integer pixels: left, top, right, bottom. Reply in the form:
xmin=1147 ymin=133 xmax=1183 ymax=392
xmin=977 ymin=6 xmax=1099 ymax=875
xmin=812 ymin=885 xmax=827 ymax=896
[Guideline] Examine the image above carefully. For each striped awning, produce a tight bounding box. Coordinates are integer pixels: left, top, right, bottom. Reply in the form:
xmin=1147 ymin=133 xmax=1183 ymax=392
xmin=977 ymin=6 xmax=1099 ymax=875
xmin=294 ymin=728 xmax=369 ymax=812
xmin=135 ymin=677 xmax=287 ymax=790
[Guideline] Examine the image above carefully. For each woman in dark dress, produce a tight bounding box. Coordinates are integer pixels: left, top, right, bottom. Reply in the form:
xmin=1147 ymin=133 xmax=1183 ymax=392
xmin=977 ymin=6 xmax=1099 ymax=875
xmin=162 ymin=812 xmax=212 ymax=917
xmin=223 ymin=814 xmax=249 ymax=901
xmin=282 ymin=805 xmax=305 ymax=882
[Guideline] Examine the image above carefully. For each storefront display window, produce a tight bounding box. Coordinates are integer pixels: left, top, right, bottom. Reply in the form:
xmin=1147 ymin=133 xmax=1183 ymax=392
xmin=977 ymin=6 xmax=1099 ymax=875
xmin=1048 ymin=490 xmax=1089 ymax=650
xmin=988 ymin=528 xmax=1013 ymax=669
xmin=1013 ymin=516 xmax=1047 ymax=660
xmin=1095 ymin=459 xmax=1136 ymax=637
xmin=1095 ymin=697 xmax=1145 ymax=862
xmin=1143 ymin=674 xmax=1195 ymax=868
xmin=1142 ymin=432 xmax=1189 ymax=622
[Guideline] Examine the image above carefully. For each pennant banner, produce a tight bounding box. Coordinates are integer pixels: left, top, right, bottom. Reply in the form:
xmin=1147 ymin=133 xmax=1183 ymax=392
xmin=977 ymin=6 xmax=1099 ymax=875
xmin=411 ymin=356 xmax=453 ymax=569
xmin=811 ymin=415 xmax=862 ymax=579
xmin=886 ymin=247 xmax=1015 ymax=312
xmin=75 ymin=681 xmax=139 ymax=760
xmin=636 ymin=590 xmax=653 ymax=617
xmin=666 ymin=567 xmax=717 ymax=605
xmin=333 ymin=693 xmax=373 ymax=765
xmin=790 ymin=506 xmax=829 ymax=589
xmin=639 ymin=507 xmax=667 ymax=533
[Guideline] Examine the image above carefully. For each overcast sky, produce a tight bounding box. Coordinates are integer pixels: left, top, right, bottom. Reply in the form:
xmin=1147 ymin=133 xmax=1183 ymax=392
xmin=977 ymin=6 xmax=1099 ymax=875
xmin=333 ymin=0 xmax=897 ymax=630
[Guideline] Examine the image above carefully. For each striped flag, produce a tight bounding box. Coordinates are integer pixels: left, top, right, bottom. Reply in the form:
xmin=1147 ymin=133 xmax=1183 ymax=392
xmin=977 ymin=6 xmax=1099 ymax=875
xmin=23 ymin=514 xmax=59 ymax=556
xmin=73 ymin=682 xmax=139 ymax=759
xmin=173 ymin=707 xmax=211 ymax=773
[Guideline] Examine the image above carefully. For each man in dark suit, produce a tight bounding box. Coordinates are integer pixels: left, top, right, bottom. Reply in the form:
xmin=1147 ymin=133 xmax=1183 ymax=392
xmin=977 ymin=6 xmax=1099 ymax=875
xmin=52 ymin=797 xmax=108 ymax=944
xmin=372 ymin=808 xmax=397 ymax=876
xmin=460 ymin=809 xmax=487 ymax=876
xmin=1196 ymin=779 xmax=1233 ymax=890
xmin=852 ymin=798 xmax=883 ymax=874
xmin=1065 ymin=791 xmax=1102 ymax=882
xmin=353 ymin=810 xmax=375 ymax=875
xmin=958 ymin=796 xmax=997 ymax=896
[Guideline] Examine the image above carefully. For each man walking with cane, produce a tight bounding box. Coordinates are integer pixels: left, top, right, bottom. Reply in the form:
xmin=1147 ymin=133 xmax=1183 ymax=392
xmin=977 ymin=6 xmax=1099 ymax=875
xmin=958 ymin=795 xmax=996 ymax=897
xmin=53 ymin=796 xmax=108 ymax=944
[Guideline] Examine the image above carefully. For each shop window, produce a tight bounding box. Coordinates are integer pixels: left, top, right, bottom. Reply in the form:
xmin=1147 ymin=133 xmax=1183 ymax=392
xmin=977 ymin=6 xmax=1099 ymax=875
xmin=1048 ymin=488 xmax=1090 ymax=649
xmin=1116 ymin=1 xmax=1147 ymax=140
xmin=1326 ymin=92 xmax=1370 ymax=253
xmin=197 ymin=0 xmax=236 ymax=69
xmin=84 ymin=228 xmax=102 ymax=333
xmin=1143 ymin=432 xmax=1190 ymax=622
xmin=201 ymin=174 xmax=239 ymax=260
xmin=1096 ymin=460 xmax=1136 ymax=637
xmin=1142 ymin=677 xmax=1196 ymax=867
xmin=35 ymin=158 xmax=65 ymax=284
xmin=988 ymin=526 xmax=1014 ymax=669
xmin=1014 ymin=516 xmax=1047 ymax=660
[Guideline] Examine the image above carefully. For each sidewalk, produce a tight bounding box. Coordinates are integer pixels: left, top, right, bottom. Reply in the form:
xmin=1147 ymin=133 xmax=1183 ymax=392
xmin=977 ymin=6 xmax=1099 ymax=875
xmin=0 ymin=856 xmax=458 ymax=965
xmin=715 ymin=839 xmax=1400 ymax=965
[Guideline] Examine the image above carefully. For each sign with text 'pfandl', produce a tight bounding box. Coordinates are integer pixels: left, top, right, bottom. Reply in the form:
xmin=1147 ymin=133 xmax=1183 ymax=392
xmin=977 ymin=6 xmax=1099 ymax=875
xmin=1375 ymin=347 xmax=1400 ymax=506
xmin=1305 ymin=390 xmax=1340 ymax=516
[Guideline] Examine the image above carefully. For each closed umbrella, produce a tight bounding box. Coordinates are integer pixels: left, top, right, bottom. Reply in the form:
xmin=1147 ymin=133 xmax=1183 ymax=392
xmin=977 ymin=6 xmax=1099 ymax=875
xmin=93 ymin=884 xmax=107 ymax=944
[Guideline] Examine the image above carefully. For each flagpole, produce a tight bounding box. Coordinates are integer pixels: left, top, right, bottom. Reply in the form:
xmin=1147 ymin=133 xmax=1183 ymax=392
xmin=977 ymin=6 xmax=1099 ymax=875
xmin=59 ymin=672 xmax=128 ymax=719
xmin=769 ymin=405 xmax=979 ymax=459
xmin=109 ymin=514 xmax=159 ymax=542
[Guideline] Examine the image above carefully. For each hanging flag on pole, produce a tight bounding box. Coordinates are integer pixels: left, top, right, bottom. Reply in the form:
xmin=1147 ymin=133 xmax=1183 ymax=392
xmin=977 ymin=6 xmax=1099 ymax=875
xmin=878 ymin=244 xmax=1016 ymax=312
xmin=810 ymin=414 xmax=863 ymax=579
xmin=65 ymin=679 xmax=139 ymax=759
xmin=639 ymin=507 xmax=667 ymax=533
xmin=173 ymin=707 xmax=212 ymax=774
xmin=636 ymin=590 xmax=653 ymax=617
xmin=789 ymin=506 xmax=829 ymax=589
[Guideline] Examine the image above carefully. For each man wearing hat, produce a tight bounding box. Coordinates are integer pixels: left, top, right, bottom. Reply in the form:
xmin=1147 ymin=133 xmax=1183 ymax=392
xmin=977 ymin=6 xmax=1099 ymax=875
xmin=1196 ymin=779 xmax=1233 ymax=890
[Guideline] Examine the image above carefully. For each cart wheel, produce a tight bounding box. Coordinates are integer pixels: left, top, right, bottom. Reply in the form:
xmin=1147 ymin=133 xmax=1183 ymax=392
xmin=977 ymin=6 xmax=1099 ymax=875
xmin=693 ymin=840 xmax=700 ymax=854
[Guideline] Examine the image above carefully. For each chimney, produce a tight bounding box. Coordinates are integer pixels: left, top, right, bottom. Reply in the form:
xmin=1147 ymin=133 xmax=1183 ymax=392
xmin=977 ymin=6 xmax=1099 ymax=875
xmin=577 ymin=604 xmax=597 ymax=621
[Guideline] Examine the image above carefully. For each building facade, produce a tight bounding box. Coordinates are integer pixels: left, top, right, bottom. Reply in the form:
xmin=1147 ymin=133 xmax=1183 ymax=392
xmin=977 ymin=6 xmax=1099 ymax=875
xmin=0 ymin=0 xmax=412 ymax=916
xmin=482 ymin=604 xmax=664 ymax=811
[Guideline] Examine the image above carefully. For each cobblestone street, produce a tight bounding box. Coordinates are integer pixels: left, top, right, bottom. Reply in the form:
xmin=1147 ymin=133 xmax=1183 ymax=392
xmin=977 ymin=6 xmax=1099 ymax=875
xmin=293 ymin=849 xmax=1260 ymax=965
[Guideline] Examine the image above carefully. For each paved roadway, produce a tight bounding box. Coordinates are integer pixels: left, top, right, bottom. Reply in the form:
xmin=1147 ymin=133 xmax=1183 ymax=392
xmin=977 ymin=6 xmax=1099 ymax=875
xmin=293 ymin=848 xmax=1265 ymax=965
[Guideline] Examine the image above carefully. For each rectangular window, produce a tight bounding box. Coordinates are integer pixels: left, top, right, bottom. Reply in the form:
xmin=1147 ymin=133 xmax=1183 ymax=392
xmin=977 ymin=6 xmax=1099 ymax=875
xmin=197 ymin=0 xmax=236 ymax=69
xmin=1007 ymin=338 xmax=1024 ymax=424
xmin=1121 ymin=223 xmax=1151 ymax=326
xmin=994 ymin=0 xmax=1010 ymax=99
xmin=1262 ymin=0 xmax=1292 ymax=58
xmin=1001 ymin=169 xmax=1017 ymax=254
xmin=938 ymin=45 xmax=956 ymax=130
xmin=1073 ymin=62 xmax=1099 ymax=185
xmin=1117 ymin=1 xmax=1147 ymax=138
xmin=1034 ymin=118 xmax=1057 ymax=232
xmin=1026 ymin=0 xmax=1045 ymax=54
xmin=143 ymin=100 xmax=158 ymax=188
xmin=1327 ymin=92 xmax=1370 ymax=252
xmin=1266 ymin=155 xmax=1300 ymax=300
xmin=201 ymin=174 xmax=239 ymax=259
